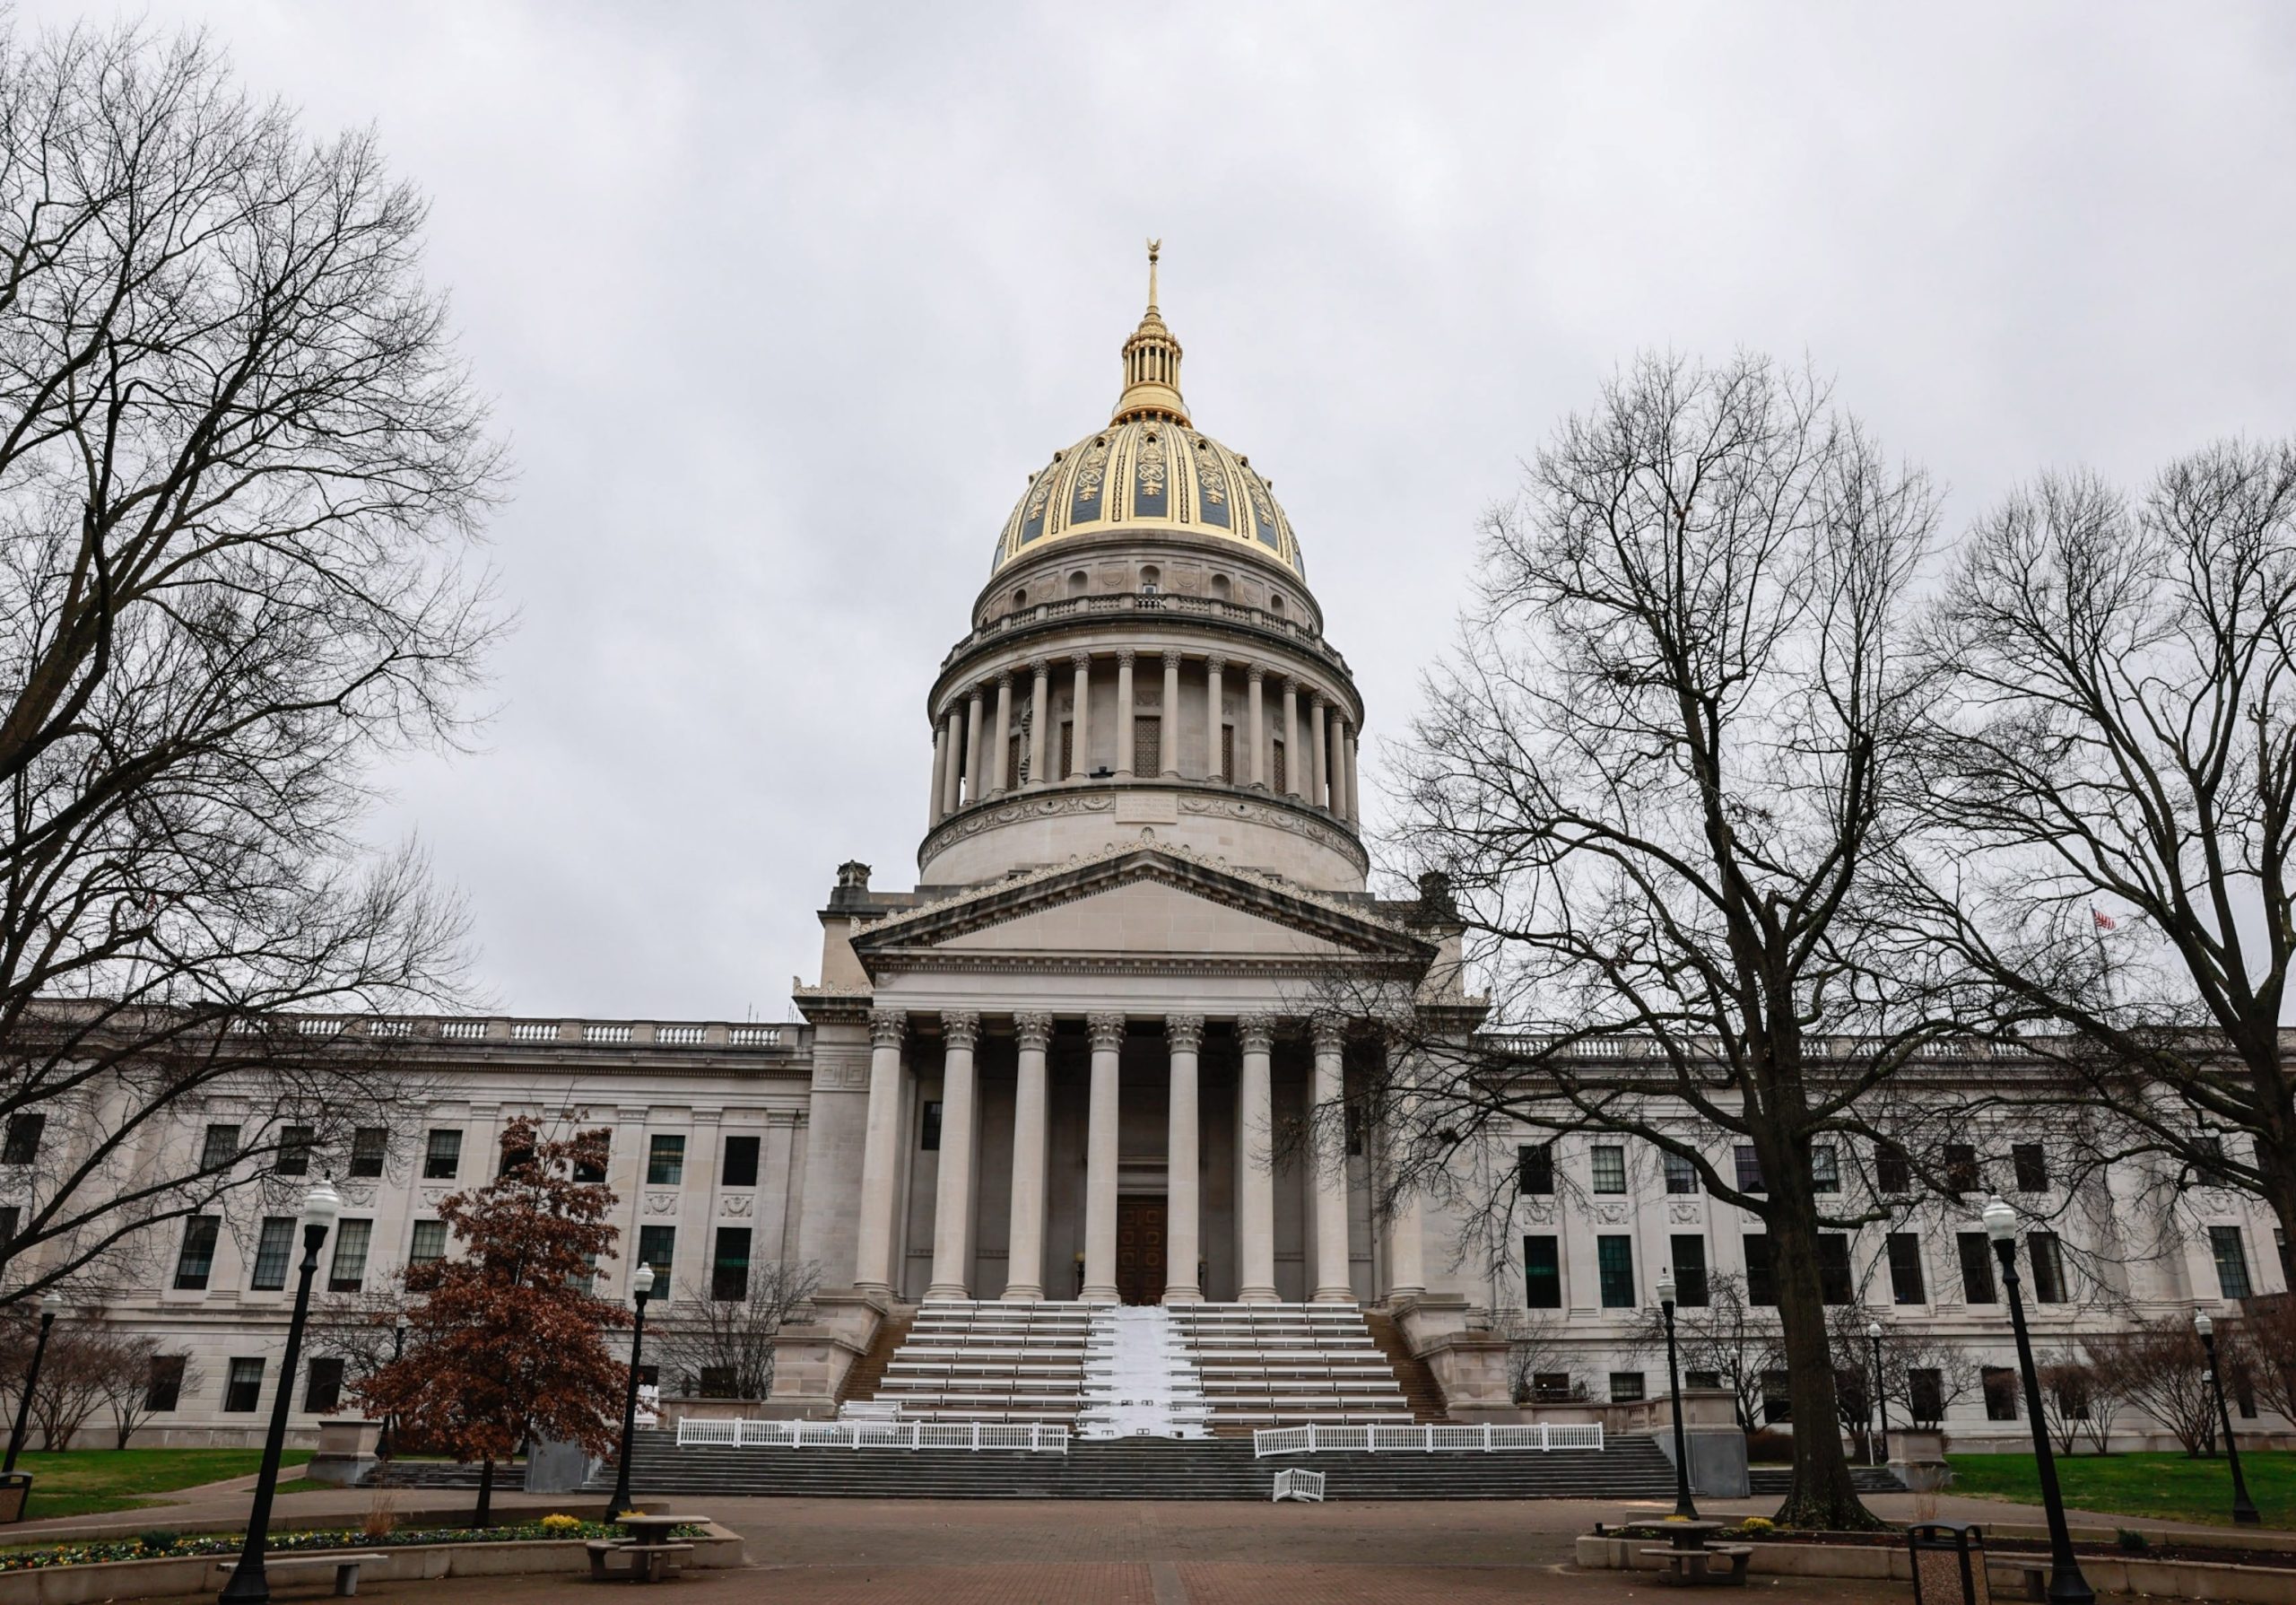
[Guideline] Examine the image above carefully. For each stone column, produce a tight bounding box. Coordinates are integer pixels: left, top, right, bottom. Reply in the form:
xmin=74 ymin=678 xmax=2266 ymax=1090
xmin=1004 ymin=1012 xmax=1054 ymax=1301
xmin=1161 ymin=651 xmax=1182 ymax=777
xmin=942 ymin=707 xmax=966 ymax=817
xmin=1309 ymin=693 xmax=1328 ymax=808
xmin=925 ymin=1011 xmax=981 ymax=1299
xmin=1281 ymin=677 xmax=1301 ymax=797
xmin=1237 ymin=1013 xmax=1278 ymax=1304
xmin=1327 ymin=710 xmax=1347 ymax=816
xmin=1082 ymin=1012 xmax=1126 ymax=1304
xmin=1309 ymin=1017 xmax=1353 ymax=1304
xmin=852 ymin=1009 xmax=907 ymax=1296
xmin=1165 ymin=1014 xmax=1205 ymax=1304
xmin=1344 ymin=728 xmax=1361 ymax=824
xmin=1247 ymin=666 xmax=1266 ymax=789
xmin=929 ymin=719 xmax=950 ymax=827
xmin=1115 ymin=651 xmax=1136 ymax=779
xmin=989 ymin=674 xmax=1013 ymax=795
xmin=1028 ymin=659 xmax=1050 ymax=788
xmin=1388 ymin=1186 xmax=1427 ymax=1303
xmin=1205 ymin=656 xmax=1226 ymax=782
xmin=963 ymin=687 xmax=987 ymax=804
xmin=1069 ymin=653 xmax=1091 ymax=779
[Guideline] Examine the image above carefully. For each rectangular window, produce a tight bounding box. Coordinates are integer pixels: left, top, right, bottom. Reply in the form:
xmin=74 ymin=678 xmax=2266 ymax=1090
xmin=1663 ymin=1152 xmax=1700 ymax=1194
xmin=722 ymin=1134 xmax=761 ymax=1189
xmin=1271 ymin=740 xmax=1287 ymax=793
xmin=1518 ymin=1143 xmax=1554 ymax=1196
xmin=276 ymin=1124 xmax=315 ymax=1177
xmin=348 ymin=1127 xmax=387 ymax=1180
xmin=1596 ymin=1234 xmax=1635 ymax=1308
xmin=1982 ymin=1365 xmax=2018 ymax=1421
xmin=409 ymin=1219 xmax=448 ymax=1265
xmin=1006 ymin=731 xmax=1022 ymax=787
xmin=646 ymin=1134 xmax=686 ymax=1185
xmin=1944 ymin=1143 xmax=1979 ymax=1195
xmin=1744 ymin=1234 xmax=1776 ymax=1306
xmin=1957 ymin=1232 xmax=1997 ymax=1304
xmin=304 ymin=1356 xmax=344 ymax=1414
xmin=2211 ymin=1226 xmax=2254 ymax=1300
xmin=201 ymin=1124 xmax=241 ymax=1171
xmin=637 ymin=1224 xmax=675 ymax=1301
xmin=1134 ymin=717 xmax=1161 ymax=776
xmin=1875 ymin=1141 xmax=1911 ymax=1196
xmin=712 ymin=1226 xmax=752 ymax=1303
xmin=1761 ymin=1368 xmax=1793 ymax=1425
xmin=0 ymin=1205 xmax=17 ymax=1250
xmin=1609 ymin=1372 xmax=1646 ymax=1403
xmin=1591 ymin=1145 xmax=1626 ymax=1194
xmin=1523 ymin=1235 xmax=1561 ymax=1309
xmin=1908 ymin=1368 xmax=1944 ymax=1425
xmin=423 ymin=1129 xmax=463 ymax=1180
xmin=498 ymin=1134 xmax=535 ymax=1176
xmin=2196 ymin=1134 xmax=2231 ymax=1184
xmin=1530 ymin=1373 xmax=1572 ymax=1404
xmin=698 ymin=1365 xmax=740 ymax=1399
xmin=1734 ymin=1145 xmax=1767 ymax=1193
xmin=920 ymin=1103 xmax=943 ymax=1151
xmin=1060 ymin=720 xmax=1075 ymax=779
xmin=1220 ymin=725 xmax=1234 ymax=778
xmin=328 ymin=1219 xmax=372 ymax=1293
xmin=2 ymin=1112 xmax=46 ymax=1165
xmin=173 ymin=1217 xmax=221 ymax=1289
xmin=144 ymin=1354 xmax=187 ymax=1412
xmin=2029 ymin=1230 xmax=2067 ymax=1304
xmin=1671 ymin=1234 xmax=1709 ymax=1307
xmin=223 ymin=1357 xmax=265 ymax=1413
xmin=1685 ymin=1369 xmax=1721 ymax=1391
xmin=1886 ymin=1232 xmax=1926 ymax=1305
xmin=249 ymin=1217 xmax=295 ymax=1291
xmin=2012 ymin=1143 xmax=2049 ymax=1192
xmin=574 ymin=1137 xmax=608 ymax=1184
xmin=1818 ymin=1232 xmax=1854 ymax=1304
xmin=1810 ymin=1145 xmax=1840 ymax=1194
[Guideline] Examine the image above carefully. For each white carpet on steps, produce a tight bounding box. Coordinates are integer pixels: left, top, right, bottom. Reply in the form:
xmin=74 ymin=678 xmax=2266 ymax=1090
xmin=1076 ymin=1305 xmax=1210 ymax=1440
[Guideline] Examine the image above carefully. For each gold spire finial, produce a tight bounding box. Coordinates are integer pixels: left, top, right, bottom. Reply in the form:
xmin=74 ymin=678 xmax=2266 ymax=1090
xmin=1113 ymin=240 xmax=1187 ymax=425
xmin=1146 ymin=238 xmax=1161 ymax=310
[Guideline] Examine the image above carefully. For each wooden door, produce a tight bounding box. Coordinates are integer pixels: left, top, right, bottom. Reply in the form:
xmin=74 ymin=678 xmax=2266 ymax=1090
xmin=1116 ymin=1196 xmax=1168 ymax=1305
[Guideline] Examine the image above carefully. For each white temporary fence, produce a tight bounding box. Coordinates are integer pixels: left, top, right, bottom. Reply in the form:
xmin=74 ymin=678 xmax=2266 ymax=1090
xmin=675 ymin=1417 xmax=1069 ymax=1453
xmin=1271 ymin=1469 xmax=1326 ymax=1502
xmin=1252 ymin=1422 xmax=1604 ymax=1458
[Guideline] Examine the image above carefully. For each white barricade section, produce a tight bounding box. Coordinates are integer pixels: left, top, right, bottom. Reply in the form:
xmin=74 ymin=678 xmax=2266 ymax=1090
xmin=1271 ymin=1468 xmax=1326 ymax=1502
xmin=674 ymin=1417 xmax=1069 ymax=1452
xmin=1251 ymin=1421 xmax=1604 ymax=1457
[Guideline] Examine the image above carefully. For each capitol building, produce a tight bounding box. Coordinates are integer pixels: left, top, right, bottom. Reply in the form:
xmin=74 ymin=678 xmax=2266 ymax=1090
xmin=68 ymin=260 xmax=2292 ymax=1453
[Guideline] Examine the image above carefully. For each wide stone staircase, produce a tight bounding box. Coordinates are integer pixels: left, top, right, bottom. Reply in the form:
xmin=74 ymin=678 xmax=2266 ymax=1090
xmin=1171 ymin=1304 xmax=1414 ymax=1431
xmin=870 ymin=1301 xmax=1090 ymax=1423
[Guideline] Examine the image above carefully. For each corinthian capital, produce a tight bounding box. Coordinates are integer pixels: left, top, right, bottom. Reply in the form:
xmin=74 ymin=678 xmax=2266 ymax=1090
xmin=1237 ymin=1013 xmax=1278 ymax=1051
xmin=1311 ymin=1015 xmax=1346 ymax=1053
xmin=1013 ymin=1011 xmax=1056 ymax=1051
xmin=1164 ymin=1014 xmax=1206 ymax=1054
xmin=941 ymin=1010 xmax=981 ymax=1051
xmin=1085 ymin=1012 xmax=1128 ymax=1050
xmin=867 ymin=1009 xmax=907 ymax=1049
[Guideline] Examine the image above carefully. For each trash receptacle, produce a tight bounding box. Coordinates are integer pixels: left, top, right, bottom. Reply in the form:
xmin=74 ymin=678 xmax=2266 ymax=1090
xmin=1908 ymin=1521 xmax=1990 ymax=1605
xmin=0 ymin=1471 xmax=31 ymax=1524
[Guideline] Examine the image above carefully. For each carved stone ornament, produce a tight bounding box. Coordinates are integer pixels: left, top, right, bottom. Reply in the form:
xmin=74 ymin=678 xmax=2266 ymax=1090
xmin=867 ymin=1009 xmax=906 ymax=1048
xmin=1666 ymin=1199 xmax=1703 ymax=1225
xmin=420 ymin=1185 xmax=451 ymax=1208
xmin=1165 ymin=1013 xmax=1206 ymax=1053
xmin=339 ymin=1181 xmax=377 ymax=1207
xmin=1014 ymin=1012 xmax=1057 ymax=1051
xmin=1178 ymin=793 xmax=1362 ymax=864
xmin=942 ymin=1011 xmax=983 ymax=1051
xmin=1236 ymin=1013 xmax=1278 ymax=1051
xmin=930 ymin=790 xmax=1116 ymax=848
xmin=1522 ymin=1200 xmax=1557 ymax=1225
xmin=720 ymin=1194 xmax=755 ymax=1217
xmin=644 ymin=1191 xmax=681 ymax=1215
xmin=1594 ymin=1203 xmax=1629 ymax=1226
xmin=1085 ymin=1012 xmax=1128 ymax=1050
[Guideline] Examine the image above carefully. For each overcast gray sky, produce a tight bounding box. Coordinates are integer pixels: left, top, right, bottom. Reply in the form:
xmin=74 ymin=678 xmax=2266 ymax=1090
xmin=27 ymin=1 xmax=2295 ymax=1022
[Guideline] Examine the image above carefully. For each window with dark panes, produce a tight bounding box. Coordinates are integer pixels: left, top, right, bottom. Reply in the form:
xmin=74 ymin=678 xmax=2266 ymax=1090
xmin=1957 ymin=1232 xmax=1997 ymax=1304
xmin=1271 ymin=740 xmax=1286 ymax=792
xmin=173 ymin=1217 xmax=221 ymax=1289
xmin=1982 ymin=1365 xmax=2018 ymax=1420
xmin=1886 ymin=1233 xmax=1926 ymax=1304
xmin=712 ymin=1226 xmax=752 ymax=1302
xmin=248 ymin=1217 xmax=295 ymax=1291
xmin=0 ymin=1206 xmax=17 ymax=1248
xmin=409 ymin=1220 xmax=447 ymax=1265
xmin=498 ymin=1135 xmax=535 ymax=1176
xmin=1518 ymin=1143 xmax=1553 ymax=1196
xmin=1817 ymin=1233 xmax=1854 ymax=1304
xmin=328 ymin=1219 xmax=371 ymax=1293
xmin=2012 ymin=1144 xmax=2048 ymax=1193
xmin=1134 ymin=718 xmax=1161 ymax=777
xmin=1761 ymin=1369 xmax=1793 ymax=1424
xmin=1733 ymin=1145 xmax=1766 ymax=1193
xmin=1530 ymin=1373 xmax=1573 ymax=1404
xmin=1875 ymin=1141 xmax=1911 ymax=1196
xmin=1609 ymin=1372 xmax=1646 ymax=1402
xmin=722 ymin=1134 xmax=761 ymax=1189
xmin=1685 ymin=1370 xmax=1722 ymax=1391
xmin=2029 ymin=1230 xmax=2067 ymax=1304
xmin=1591 ymin=1145 xmax=1626 ymax=1195
xmin=2 ymin=1112 xmax=46 ymax=1165
xmin=223 ymin=1357 xmax=265 ymax=1412
xmin=574 ymin=1138 xmax=608 ymax=1183
xmin=201 ymin=1124 xmax=241 ymax=1170
xmin=2196 ymin=1134 xmax=2231 ymax=1183
xmin=144 ymin=1354 xmax=186 ymax=1411
xmin=423 ymin=1129 xmax=463 ymax=1180
xmin=348 ymin=1127 xmax=387 ymax=1179
xmin=1810 ymin=1145 xmax=1840 ymax=1193
xmin=920 ymin=1103 xmax=943 ymax=1151
xmin=647 ymin=1134 xmax=686 ymax=1185
xmin=1670 ymin=1235 xmax=1709 ymax=1307
xmin=1596 ymin=1234 xmax=1635 ymax=1308
xmin=637 ymin=1225 xmax=675 ymax=1301
xmin=1524 ymin=1235 xmax=1561 ymax=1309
xmin=2211 ymin=1226 xmax=2254 ymax=1300
xmin=1943 ymin=1143 xmax=1979 ymax=1195
xmin=1344 ymin=1101 xmax=1366 ymax=1157
xmin=1908 ymin=1368 xmax=1944 ymax=1426
xmin=304 ymin=1356 xmax=344 ymax=1413
xmin=1744 ymin=1234 xmax=1777 ymax=1305
xmin=276 ymin=1125 xmax=315 ymax=1177
xmin=698 ymin=1366 xmax=739 ymax=1399
xmin=1663 ymin=1152 xmax=1700 ymax=1194
xmin=1220 ymin=725 xmax=1234 ymax=778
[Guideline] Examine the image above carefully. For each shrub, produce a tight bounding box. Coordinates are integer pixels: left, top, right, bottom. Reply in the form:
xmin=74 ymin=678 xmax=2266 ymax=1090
xmin=1738 ymin=1517 xmax=1776 ymax=1536
xmin=135 ymin=1531 xmax=178 ymax=1553
xmin=2117 ymin=1529 xmax=2150 ymax=1554
xmin=540 ymin=1514 xmax=582 ymax=1534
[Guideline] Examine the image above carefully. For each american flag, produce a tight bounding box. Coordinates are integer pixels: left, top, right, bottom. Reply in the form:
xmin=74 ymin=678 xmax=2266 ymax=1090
xmin=2092 ymin=908 xmax=2118 ymax=931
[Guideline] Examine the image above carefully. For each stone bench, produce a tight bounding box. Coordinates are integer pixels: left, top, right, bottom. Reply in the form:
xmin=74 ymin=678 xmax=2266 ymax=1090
xmin=587 ymin=1539 xmax=695 ymax=1583
xmin=1640 ymin=1544 xmax=1752 ymax=1588
xmin=211 ymin=1551 xmax=387 ymax=1597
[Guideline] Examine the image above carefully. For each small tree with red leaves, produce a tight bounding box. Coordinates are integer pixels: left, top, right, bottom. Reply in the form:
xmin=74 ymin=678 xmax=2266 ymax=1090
xmin=353 ymin=1120 xmax=626 ymax=1524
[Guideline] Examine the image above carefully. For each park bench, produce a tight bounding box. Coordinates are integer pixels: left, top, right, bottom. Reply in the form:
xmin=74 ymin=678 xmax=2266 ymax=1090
xmin=1640 ymin=1541 xmax=1752 ymax=1587
xmin=210 ymin=1551 xmax=387 ymax=1597
xmin=586 ymin=1538 xmax=695 ymax=1583
xmin=1998 ymin=1558 xmax=2052 ymax=1601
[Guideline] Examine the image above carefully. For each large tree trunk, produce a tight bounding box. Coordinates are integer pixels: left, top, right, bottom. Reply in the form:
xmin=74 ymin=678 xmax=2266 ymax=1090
xmin=473 ymin=1458 xmax=494 ymax=1529
xmin=1766 ymin=1203 xmax=1882 ymax=1531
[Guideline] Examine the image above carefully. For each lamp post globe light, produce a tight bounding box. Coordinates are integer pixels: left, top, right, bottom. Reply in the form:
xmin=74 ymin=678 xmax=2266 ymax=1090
xmin=1984 ymin=1197 xmax=2094 ymax=1605
xmin=220 ymin=1178 xmax=341 ymax=1604
xmin=608 ymin=1261 xmax=656 ymax=1519
xmin=2193 ymin=1310 xmax=2261 ymax=1526
xmin=4 ymin=1293 xmax=58 ymax=1474
xmin=1655 ymin=1265 xmax=1698 ymax=1519
xmin=1867 ymin=1322 xmax=1889 ymax=1470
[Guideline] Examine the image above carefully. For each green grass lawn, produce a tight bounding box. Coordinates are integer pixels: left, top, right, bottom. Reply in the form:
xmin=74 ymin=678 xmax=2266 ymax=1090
xmin=1945 ymin=1450 xmax=2296 ymax=1529
xmin=11 ymin=1448 xmax=315 ymax=1521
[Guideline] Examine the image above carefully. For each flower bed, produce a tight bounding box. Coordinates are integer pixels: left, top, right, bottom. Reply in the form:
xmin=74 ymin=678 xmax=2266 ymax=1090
xmin=0 ymin=1515 xmax=681 ymax=1574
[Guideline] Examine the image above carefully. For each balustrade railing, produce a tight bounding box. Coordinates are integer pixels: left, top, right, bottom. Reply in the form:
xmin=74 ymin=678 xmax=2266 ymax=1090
xmin=1252 ymin=1422 xmax=1603 ymax=1457
xmin=674 ymin=1417 xmax=1069 ymax=1453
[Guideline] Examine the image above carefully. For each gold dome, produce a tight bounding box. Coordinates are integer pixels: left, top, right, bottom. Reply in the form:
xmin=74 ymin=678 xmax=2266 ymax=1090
xmin=992 ymin=244 xmax=1304 ymax=578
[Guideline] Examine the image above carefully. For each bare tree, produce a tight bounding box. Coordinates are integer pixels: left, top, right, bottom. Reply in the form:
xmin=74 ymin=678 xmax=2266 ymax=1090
xmin=0 ymin=18 xmax=502 ymax=1304
xmin=1379 ymin=352 xmax=1944 ymax=1528
xmin=1489 ymin=1307 xmax=1585 ymax=1405
xmin=87 ymin=1326 xmax=180 ymax=1449
xmin=2240 ymin=1293 xmax=2296 ymax=1425
xmin=1627 ymin=1272 xmax=1783 ymax=1434
xmin=653 ymin=1259 xmax=821 ymax=1400
xmin=26 ymin=1320 xmax=115 ymax=1449
xmin=2084 ymin=1318 xmax=2227 ymax=1456
xmin=2035 ymin=1348 xmax=2094 ymax=1456
xmin=1911 ymin=443 xmax=2296 ymax=1276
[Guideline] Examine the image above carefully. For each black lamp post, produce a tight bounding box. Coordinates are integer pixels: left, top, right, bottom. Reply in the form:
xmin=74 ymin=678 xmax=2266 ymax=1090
xmin=1655 ymin=1265 xmax=1698 ymax=1519
xmin=4 ymin=1295 xmax=57 ymax=1472
xmin=1867 ymin=1321 xmax=1889 ymax=1470
xmin=2194 ymin=1309 xmax=2260 ymax=1526
xmin=220 ymin=1178 xmax=340 ymax=1605
xmin=1985 ymin=1197 xmax=2094 ymax=1605
xmin=373 ymin=1322 xmax=405 ymax=1464
xmin=607 ymin=1261 xmax=656 ymax=1518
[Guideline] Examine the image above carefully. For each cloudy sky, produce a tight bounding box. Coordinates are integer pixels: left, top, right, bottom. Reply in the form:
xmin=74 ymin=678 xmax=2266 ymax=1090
xmin=26 ymin=1 xmax=2294 ymax=1021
